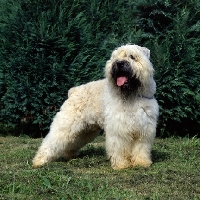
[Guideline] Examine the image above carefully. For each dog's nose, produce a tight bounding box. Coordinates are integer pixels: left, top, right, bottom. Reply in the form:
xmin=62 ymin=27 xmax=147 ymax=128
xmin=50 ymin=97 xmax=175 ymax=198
xmin=116 ymin=61 xmax=125 ymax=68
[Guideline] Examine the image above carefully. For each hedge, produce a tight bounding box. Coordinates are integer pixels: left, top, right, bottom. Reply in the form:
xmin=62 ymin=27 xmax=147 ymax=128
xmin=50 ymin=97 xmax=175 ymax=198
xmin=0 ymin=0 xmax=199 ymax=137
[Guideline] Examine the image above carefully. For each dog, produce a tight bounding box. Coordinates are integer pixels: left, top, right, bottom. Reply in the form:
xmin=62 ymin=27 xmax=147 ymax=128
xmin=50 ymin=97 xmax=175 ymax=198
xmin=32 ymin=44 xmax=159 ymax=170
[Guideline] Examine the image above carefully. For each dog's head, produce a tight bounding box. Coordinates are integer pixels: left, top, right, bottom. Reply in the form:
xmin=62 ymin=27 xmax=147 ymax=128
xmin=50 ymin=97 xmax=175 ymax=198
xmin=105 ymin=44 xmax=156 ymax=97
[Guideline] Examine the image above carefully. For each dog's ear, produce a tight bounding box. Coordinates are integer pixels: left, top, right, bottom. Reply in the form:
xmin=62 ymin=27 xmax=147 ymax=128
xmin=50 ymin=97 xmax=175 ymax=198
xmin=140 ymin=47 xmax=150 ymax=59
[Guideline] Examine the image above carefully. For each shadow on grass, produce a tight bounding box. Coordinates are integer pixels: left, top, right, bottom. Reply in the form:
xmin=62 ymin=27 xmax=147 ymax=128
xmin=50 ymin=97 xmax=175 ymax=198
xmin=54 ymin=146 xmax=107 ymax=169
xmin=79 ymin=145 xmax=170 ymax=163
xmin=78 ymin=146 xmax=106 ymax=158
xmin=56 ymin=146 xmax=169 ymax=165
xmin=152 ymin=149 xmax=170 ymax=163
xmin=55 ymin=146 xmax=106 ymax=163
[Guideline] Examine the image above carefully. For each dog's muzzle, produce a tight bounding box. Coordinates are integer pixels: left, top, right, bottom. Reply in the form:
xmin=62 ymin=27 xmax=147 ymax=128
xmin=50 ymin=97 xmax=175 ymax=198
xmin=111 ymin=60 xmax=132 ymax=86
xmin=111 ymin=60 xmax=141 ymax=92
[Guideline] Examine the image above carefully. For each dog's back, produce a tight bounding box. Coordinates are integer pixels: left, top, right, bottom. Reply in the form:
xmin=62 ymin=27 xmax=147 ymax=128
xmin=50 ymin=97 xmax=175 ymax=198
xmin=65 ymin=79 xmax=106 ymax=128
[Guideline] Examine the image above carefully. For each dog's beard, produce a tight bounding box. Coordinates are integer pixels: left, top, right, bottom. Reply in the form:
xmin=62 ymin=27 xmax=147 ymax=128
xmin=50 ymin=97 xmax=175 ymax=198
xmin=110 ymin=60 xmax=141 ymax=97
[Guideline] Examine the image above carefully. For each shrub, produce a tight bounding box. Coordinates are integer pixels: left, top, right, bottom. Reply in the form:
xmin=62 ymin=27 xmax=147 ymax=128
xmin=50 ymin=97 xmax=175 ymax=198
xmin=0 ymin=0 xmax=199 ymax=137
xmin=0 ymin=0 xmax=95 ymax=136
xmin=0 ymin=0 xmax=141 ymax=136
xmin=137 ymin=0 xmax=200 ymax=136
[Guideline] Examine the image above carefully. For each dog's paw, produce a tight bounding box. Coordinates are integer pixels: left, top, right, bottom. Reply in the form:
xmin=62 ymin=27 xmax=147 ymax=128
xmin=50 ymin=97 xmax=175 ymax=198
xmin=32 ymin=163 xmax=43 ymax=169
xmin=111 ymin=163 xmax=130 ymax=170
xmin=32 ymin=162 xmax=44 ymax=169
xmin=32 ymin=156 xmax=48 ymax=169
xmin=110 ymin=157 xmax=131 ymax=170
xmin=132 ymin=158 xmax=152 ymax=168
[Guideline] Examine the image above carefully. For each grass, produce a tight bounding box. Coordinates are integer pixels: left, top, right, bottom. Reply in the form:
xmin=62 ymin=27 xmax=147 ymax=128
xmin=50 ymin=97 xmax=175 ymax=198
xmin=0 ymin=135 xmax=199 ymax=200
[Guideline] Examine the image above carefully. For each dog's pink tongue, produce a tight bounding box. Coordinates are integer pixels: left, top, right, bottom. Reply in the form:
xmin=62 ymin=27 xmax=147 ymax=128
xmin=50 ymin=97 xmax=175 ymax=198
xmin=117 ymin=77 xmax=127 ymax=86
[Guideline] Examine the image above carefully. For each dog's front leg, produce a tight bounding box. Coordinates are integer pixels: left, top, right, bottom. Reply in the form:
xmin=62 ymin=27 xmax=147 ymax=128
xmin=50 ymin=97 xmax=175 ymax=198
xmin=130 ymin=136 xmax=155 ymax=168
xmin=105 ymin=134 xmax=131 ymax=170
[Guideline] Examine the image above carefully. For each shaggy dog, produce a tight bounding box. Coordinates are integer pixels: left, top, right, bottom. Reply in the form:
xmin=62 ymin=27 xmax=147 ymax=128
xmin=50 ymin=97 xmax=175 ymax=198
xmin=32 ymin=44 xmax=159 ymax=170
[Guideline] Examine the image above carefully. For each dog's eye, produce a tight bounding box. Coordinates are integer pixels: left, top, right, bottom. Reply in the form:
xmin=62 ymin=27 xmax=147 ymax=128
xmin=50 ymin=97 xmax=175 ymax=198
xmin=130 ymin=55 xmax=135 ymax=60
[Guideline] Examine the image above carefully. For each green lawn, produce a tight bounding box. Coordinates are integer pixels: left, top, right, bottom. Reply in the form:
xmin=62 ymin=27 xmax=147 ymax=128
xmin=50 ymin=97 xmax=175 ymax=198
xmin=0 ymin=135 xmax=199 ymax=200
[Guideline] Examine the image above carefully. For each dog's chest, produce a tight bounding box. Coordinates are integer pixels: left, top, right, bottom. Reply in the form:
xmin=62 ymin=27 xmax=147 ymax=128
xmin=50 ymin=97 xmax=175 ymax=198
xmin=103 ymin=99 xmax=153 ymax=137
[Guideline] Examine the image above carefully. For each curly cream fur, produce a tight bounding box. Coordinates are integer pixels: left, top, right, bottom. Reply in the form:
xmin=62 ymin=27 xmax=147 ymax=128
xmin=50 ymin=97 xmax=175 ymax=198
xmin=32 ymin=44 xmax=159 ymax=170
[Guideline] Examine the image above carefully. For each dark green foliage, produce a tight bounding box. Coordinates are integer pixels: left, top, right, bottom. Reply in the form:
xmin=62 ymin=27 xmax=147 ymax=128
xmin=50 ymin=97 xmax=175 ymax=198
xmin=140 ymin=1 xmax=200 ymax=136
xmin=0 ymin=0 xmax=199 ymax=137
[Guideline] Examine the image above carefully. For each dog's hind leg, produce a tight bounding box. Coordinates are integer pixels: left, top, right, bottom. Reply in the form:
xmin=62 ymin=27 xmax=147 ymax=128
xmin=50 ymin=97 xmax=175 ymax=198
xmin=32 ymin=110 xmax=100 ymax=168
xmin=32 ymin=111 xmax=73 ymax=168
